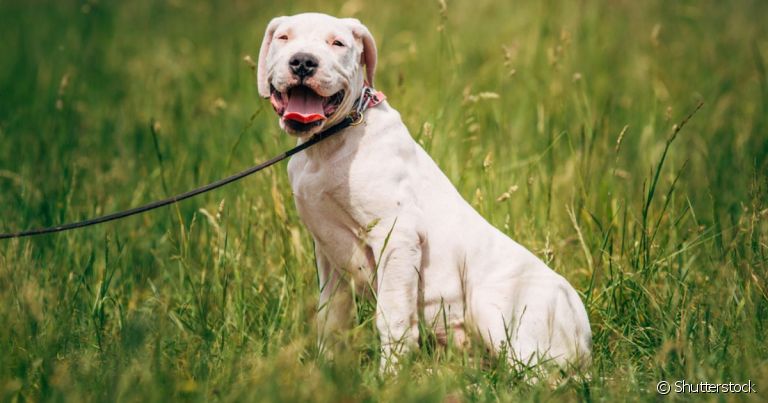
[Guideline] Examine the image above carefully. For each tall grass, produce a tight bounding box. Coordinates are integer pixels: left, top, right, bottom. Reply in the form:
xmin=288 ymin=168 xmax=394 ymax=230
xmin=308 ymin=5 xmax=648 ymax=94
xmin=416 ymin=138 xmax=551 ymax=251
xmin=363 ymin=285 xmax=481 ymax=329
xmin=1 ymin=0 xmax=766 ymax=401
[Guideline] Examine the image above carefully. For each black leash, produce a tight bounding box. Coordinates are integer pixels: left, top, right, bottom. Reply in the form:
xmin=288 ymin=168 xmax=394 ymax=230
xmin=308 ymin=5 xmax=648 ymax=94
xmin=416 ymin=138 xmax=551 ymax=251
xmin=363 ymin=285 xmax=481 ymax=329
xmin=0 ymin=112 xmax=362 ymax=240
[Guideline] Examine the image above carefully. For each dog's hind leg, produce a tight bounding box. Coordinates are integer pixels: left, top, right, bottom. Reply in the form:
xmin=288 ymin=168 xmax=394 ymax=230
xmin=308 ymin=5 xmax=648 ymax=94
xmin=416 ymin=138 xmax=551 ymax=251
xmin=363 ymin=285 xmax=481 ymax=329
xmin=470 ymin=277 xmax=591 ymax=374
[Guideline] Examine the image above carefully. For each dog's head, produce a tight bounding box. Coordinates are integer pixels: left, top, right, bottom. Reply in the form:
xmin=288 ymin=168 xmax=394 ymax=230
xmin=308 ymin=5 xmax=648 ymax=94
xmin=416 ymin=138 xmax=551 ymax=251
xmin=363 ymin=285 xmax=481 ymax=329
xmin=257 ymin=13 xmax=377 ymax=137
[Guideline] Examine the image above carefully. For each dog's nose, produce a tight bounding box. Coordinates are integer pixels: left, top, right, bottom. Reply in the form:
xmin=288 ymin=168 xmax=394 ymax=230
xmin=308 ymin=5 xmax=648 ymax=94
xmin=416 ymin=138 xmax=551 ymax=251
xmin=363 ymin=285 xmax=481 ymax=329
xmin=289 ymin=53 xmax=319 ymax=79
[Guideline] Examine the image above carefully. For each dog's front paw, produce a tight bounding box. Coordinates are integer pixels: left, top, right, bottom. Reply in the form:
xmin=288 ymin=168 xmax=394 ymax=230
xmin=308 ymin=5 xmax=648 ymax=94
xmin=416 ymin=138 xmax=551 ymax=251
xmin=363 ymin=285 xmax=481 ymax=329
xmin=379 ymin=345 xmax=404 ymax=375
xmin=378 ymin=333 xmax=418 ymax=374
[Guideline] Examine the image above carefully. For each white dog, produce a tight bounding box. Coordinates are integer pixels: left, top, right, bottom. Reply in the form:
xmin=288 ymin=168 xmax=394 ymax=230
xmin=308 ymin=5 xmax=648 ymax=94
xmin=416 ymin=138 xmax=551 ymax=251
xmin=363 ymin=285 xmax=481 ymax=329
xmin=257 ymin=13 xmax=591 ymax=370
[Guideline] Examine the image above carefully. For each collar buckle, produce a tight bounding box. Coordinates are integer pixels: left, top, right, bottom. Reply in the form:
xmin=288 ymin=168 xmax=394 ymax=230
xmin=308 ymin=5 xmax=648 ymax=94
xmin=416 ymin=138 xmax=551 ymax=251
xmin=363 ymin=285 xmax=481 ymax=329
xmin=347 ymin=85 xmax=385 ymax=127
xmin=348 ymin=110 xmax=365 ymax=126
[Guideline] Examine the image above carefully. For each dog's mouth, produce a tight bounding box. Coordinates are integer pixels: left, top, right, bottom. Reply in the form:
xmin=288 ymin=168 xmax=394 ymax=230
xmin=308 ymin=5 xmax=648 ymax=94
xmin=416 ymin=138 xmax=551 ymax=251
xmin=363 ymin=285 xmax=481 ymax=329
xmin=269 ymin=84 xmax=345 ymax=132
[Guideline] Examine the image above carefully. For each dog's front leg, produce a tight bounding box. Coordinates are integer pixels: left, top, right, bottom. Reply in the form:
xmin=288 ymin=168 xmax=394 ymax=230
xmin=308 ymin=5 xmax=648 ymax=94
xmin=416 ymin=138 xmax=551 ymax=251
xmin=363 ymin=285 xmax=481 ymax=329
xmin=315 ymin=242 xmax=353 ymax=357
xmin=369 ymin=224 xmax=422 ymax=372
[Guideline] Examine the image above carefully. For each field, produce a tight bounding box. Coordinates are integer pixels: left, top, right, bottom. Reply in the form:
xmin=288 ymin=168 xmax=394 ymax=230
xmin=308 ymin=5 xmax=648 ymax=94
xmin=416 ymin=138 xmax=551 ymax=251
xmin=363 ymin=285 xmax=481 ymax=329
xmin=1 ymin=0 xmax=767 ymax=401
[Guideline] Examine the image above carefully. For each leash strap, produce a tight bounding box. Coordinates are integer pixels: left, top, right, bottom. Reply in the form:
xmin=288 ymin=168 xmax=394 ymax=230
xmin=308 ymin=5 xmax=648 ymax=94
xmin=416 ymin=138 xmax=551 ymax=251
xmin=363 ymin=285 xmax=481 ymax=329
xmin=0 ymin=87 xmax=380 ymax=240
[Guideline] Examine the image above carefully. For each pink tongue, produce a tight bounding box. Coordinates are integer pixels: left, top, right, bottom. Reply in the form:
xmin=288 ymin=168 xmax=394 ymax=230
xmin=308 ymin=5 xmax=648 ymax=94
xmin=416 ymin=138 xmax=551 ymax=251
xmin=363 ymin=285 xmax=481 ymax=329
xmin=284 ymin=87 xmax=326 ymax=124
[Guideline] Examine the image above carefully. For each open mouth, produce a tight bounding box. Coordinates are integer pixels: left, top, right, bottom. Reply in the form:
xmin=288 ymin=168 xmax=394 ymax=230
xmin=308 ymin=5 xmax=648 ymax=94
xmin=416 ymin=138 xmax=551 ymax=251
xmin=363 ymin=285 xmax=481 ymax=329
xmin=269 ymin=85 xmax=345 ymax=131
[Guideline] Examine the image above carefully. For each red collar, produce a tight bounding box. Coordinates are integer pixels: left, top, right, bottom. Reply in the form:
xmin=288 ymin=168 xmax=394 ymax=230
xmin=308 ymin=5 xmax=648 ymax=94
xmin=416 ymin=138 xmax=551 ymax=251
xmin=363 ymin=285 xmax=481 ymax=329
xmin=361 ymin=81 xmax=386 ymax=109
xmin=366 ymin=88 xmax=386 ymax=108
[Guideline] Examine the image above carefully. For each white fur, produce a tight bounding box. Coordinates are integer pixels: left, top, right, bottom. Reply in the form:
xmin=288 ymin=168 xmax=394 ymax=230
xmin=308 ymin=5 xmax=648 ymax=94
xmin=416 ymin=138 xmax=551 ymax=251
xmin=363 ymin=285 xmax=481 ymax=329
xmin=257 ymin=13 xmax=591 ymax=371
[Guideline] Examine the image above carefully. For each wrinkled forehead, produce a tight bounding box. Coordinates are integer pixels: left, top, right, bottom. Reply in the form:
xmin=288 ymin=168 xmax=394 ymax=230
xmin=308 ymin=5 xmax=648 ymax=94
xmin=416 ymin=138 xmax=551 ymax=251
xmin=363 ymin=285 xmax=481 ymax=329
xmin=276 ymin=14 xmax=355 ymax=42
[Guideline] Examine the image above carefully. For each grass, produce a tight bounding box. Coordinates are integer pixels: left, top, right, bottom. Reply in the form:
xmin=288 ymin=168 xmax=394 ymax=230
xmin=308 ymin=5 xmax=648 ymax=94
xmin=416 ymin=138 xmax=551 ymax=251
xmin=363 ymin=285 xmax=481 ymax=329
xmin=1 ymin=0 xmax=767 ymax=401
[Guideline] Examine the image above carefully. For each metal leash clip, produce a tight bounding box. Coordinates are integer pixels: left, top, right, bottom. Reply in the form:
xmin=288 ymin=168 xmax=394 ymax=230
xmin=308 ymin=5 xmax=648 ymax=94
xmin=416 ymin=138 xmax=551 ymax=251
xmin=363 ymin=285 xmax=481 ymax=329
xmin=349 ymin=86 xmax=374 ymax=126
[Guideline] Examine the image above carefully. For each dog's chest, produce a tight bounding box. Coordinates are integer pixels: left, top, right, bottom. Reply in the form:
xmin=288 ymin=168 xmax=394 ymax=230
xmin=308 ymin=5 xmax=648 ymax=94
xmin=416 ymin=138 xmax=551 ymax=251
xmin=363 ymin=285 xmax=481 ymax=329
xmin=288 ymin=155 xmax=375 ymax=271
xmin=291 ymin=167 xmax=352 ymax=231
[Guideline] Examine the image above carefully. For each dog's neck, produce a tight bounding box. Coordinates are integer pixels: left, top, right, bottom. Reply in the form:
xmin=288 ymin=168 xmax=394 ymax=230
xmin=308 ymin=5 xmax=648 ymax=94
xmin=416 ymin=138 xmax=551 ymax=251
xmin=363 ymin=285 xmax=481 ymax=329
xmin=300 ymin=121 xmax=363 ymax=162
xmin=298 ymin=86 xmax=385 ymax=161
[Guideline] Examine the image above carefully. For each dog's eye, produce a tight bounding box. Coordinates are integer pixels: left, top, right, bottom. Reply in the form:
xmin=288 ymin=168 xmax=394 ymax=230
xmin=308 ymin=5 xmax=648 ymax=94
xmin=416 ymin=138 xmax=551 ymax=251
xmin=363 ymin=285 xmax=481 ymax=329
xmin=332 ymin=40 xmax=345 ymax=47
xmin=277 ymin=34 xmax=289 ymax=41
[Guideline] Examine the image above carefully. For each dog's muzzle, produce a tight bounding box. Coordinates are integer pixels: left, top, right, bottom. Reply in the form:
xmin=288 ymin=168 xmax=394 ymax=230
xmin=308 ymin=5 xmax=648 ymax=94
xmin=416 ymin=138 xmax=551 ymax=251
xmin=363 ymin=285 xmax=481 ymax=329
xmin=269 ymin=84 xmax=346 ymax=132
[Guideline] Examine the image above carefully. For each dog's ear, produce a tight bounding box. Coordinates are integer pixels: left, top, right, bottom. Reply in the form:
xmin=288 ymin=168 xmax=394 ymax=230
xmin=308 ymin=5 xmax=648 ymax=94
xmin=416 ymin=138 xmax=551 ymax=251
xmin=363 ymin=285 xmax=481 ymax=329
xmin=257 ymin=17 xmax=286 ymax=98
xmin=343 ymin=18 xmax=377 ymax=86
